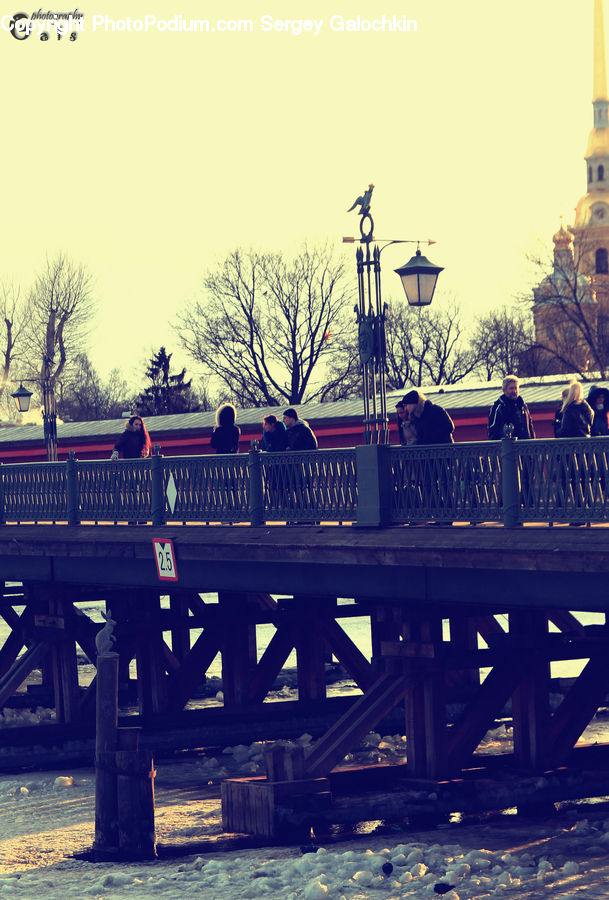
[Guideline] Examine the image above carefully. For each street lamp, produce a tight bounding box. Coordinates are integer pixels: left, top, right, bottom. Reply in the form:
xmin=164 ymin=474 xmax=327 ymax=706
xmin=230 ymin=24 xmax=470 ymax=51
xmin=11 ymin=356 xmax=59 ymax=461
xmin=344 ymin=185 xmax=443 ymax=444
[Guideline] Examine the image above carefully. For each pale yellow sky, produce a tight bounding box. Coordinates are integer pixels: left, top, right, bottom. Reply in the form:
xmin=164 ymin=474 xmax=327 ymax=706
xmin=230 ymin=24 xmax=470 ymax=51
xmin=0 ymin=1 xmax=596 ymax=383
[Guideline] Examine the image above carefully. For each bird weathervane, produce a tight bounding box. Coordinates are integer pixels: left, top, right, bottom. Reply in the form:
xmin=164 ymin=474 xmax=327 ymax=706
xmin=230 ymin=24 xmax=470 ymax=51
xmin=347 ymin=183 xmax=375 ymax=242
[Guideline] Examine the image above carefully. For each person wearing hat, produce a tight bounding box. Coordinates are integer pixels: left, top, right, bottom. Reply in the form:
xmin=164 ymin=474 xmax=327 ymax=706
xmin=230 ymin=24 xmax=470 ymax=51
xmin=587 ymin=384 xmax=609 ymax=436
xmin=282 ymin=408 xmax=318 ymax=451
xmin=487 ymin=376 xmax=535 ymax=440
xmin=401 ymin=390 xmax=455 ymax=444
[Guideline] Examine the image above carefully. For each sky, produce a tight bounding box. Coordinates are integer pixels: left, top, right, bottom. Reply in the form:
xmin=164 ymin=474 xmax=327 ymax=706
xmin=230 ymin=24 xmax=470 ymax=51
xmin=0 ymin=0 xmax=597 ymax=386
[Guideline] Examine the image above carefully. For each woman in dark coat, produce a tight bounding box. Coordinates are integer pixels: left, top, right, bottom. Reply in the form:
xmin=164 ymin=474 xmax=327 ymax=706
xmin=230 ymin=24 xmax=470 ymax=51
xmin=557 ymin=382 xmax=594 ymax=524
xmin=111 ymin=415 xmax=152 ymax=459
xmin=558 ymin=382 xmax=593 ymax=438
xmin=210 ymin=403 xmax=240 ymax=454
xmin=587 ymin=384 xmax=609 ymax=436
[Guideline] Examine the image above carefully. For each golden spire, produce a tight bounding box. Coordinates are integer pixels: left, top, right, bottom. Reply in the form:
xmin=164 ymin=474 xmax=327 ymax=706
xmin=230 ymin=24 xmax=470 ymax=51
xmin=594 ymin=0 xmax=608 ymax=102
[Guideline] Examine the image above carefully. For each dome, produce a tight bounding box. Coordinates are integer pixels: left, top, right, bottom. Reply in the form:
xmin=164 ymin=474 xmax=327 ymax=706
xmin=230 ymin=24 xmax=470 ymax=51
xmin=534 ymin=270 xmax=594 ymax=306
xmin=553 ymin=223 xmax=573 ymax=249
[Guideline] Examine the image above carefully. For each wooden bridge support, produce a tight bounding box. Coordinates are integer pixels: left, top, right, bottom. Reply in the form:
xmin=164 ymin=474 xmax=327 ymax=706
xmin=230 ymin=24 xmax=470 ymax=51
xmin=222 ymin=604 xmax=609 ymax=837
xmin=510 ymin=610 xmax=551 ymax=770
xmin=295 ymin=596 xmax=334 ymax=702
xmin=133 ymin=592 xmax=169 ymax=717
xmin=219 ymin=592 xmax=258 ymax=706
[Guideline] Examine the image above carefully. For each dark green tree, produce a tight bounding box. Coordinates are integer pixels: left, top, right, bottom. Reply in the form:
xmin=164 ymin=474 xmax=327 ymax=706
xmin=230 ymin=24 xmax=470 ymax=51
xmin=136 ymin=347 xmax=200 ymax=415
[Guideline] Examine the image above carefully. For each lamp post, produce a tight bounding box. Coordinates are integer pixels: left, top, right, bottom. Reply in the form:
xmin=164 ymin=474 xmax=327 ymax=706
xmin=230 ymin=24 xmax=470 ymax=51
xmin=11 ymin=356 xmax=59 ymax=461
xmin=344 ymin=185 xmax=443 ymax=444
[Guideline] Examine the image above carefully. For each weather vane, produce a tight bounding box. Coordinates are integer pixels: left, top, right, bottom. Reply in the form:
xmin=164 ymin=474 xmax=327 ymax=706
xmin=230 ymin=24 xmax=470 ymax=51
xmin=347 ymin=183 xmax=375 ymax=242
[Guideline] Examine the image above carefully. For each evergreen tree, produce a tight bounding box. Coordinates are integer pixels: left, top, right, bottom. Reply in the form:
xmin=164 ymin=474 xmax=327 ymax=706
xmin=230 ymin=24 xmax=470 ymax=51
xmin=136 ymin=347 xmax=200 ymax=415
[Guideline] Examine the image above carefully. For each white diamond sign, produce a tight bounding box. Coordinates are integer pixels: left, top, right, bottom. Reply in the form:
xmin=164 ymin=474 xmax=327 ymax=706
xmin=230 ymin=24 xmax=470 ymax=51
xmin=166 ymin=473 xmax=177 ymax=515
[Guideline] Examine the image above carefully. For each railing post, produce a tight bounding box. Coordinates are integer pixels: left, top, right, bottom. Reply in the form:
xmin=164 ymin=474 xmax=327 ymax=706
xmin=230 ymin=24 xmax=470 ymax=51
xmin=66 ymin=449 xmax=80 ymax=526
xmin=501 ymin=431 xmax=521 ymax=527
xmin=151 ymin=444 xmax=165 ymax=527
xmin=355 ymin=444 xmax=392 ymax=527
xmin=248 ymin=447 xmax=265 ymax=526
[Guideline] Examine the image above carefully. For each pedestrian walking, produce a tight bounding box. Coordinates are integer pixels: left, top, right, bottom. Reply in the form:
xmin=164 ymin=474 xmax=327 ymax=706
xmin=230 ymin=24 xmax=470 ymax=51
xmin=488 ymin=376 xmax=535 ymax=440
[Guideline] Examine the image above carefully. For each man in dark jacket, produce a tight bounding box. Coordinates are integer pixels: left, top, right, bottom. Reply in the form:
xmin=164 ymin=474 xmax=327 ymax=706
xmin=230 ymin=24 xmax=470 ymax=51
xmin=587 ymin=384 xmax=609 ymax=436
xmin=283 ymin=408 xmax=318 ymax=450
xmin=488 ymin=376 xmax=535 ymax=440
xmin=401 ymin=390 xmax=454 ymax=524
xmin=262 ymin=414 xmax=289 ymax=451
xmin=402 ymin=390 xmax=454 ymax=444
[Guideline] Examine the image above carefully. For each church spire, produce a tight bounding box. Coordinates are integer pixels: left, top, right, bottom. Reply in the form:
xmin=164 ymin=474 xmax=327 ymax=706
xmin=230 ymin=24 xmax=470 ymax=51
xmin=594 ymin=0 xmax=609 ymax=125
xmin=576 ymin=0 xmax=609 ymax=223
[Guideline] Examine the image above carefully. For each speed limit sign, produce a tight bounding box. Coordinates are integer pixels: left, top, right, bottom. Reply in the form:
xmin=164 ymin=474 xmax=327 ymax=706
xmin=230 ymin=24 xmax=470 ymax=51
xmin=152 ymin=538 xmax=178 ymax=582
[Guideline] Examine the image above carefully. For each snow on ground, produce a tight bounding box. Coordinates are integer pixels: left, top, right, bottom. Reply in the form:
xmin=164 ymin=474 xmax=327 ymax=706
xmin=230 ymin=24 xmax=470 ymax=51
xmin=5 ymin=684 xmax=609 ymax=898
xmin=3 ymin=735 xmax=609 ymax=900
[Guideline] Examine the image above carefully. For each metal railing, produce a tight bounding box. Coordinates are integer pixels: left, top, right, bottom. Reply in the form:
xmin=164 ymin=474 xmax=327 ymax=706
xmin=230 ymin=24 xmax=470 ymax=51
xmin=2 ymin=438 xmax=609 ymax=526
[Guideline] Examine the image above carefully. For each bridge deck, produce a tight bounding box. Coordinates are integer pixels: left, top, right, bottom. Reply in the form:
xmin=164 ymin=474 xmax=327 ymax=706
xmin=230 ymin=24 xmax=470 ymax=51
xmin=0 ymin=523 xmax=606 ymax=611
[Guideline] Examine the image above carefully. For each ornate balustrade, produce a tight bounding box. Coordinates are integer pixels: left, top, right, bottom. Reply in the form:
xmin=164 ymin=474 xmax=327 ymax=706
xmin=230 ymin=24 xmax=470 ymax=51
xmin=0 ymin=438 xmax=609 ymax=526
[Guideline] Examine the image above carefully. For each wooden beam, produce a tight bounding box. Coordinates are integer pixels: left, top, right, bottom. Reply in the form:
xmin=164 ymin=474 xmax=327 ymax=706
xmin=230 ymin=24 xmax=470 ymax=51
xmin=320 ymin=618 xmax=375 ymax=691
xmin=401 ymin=613 xmax=447 ymax=779
xmin=306 ymin=674 xmax=409 ymax=778
xmin=47 ymin=591 xmax=80 ymax=724
xmin=169 ymin=594 xmax=190 ymax=662
xmin=134 ymin=592 xmax=168 ymax=716
xmin=0 ymin=642 xmax=47 ymax=707
xmin=167 ymin=625 xmax=222 ymax=710
xmin=447 ymin=663 xmax=523 ymax=771
xmin=248 ymin=622 xmax=297 ymax=704
xmin=549 ymin=651 xmax=609 ymax=766
xmin=219 ymin=592 xmax=257 ymax=707
xmin=510 ymin=611 xmax=551 ymax=770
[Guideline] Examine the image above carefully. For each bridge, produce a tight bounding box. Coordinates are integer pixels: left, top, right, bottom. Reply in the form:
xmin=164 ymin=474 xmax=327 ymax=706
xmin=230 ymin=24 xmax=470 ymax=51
xmin=1 ymin=436 xmax=609 ymax=835
xmin=1 ymin=435 xmax=608 ymax=527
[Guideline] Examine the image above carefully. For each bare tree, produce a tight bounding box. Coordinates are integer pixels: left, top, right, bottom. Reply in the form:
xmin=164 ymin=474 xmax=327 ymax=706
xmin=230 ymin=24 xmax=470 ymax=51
xmin=0 ymin=281 xmax=29 ymax=389
xmin=60 ymin=354 xmax=133 ymax=422
xmin=175 ymin=245 xmax=355 ymax=407
xmin=384 ymin=296 xmax=479 ymax=389
xmin=470 ymin=306 xmax=536 ymax=380
xmin=24 ymin=253 xmax=96 ymax=384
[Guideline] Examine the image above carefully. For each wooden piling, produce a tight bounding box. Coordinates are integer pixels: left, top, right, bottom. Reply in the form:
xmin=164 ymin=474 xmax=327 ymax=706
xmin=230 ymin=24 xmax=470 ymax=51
xmin=93 ymin=654 xmax=119 ymax=857
xmin=116 ymin=727 xmax=156 ymax=859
